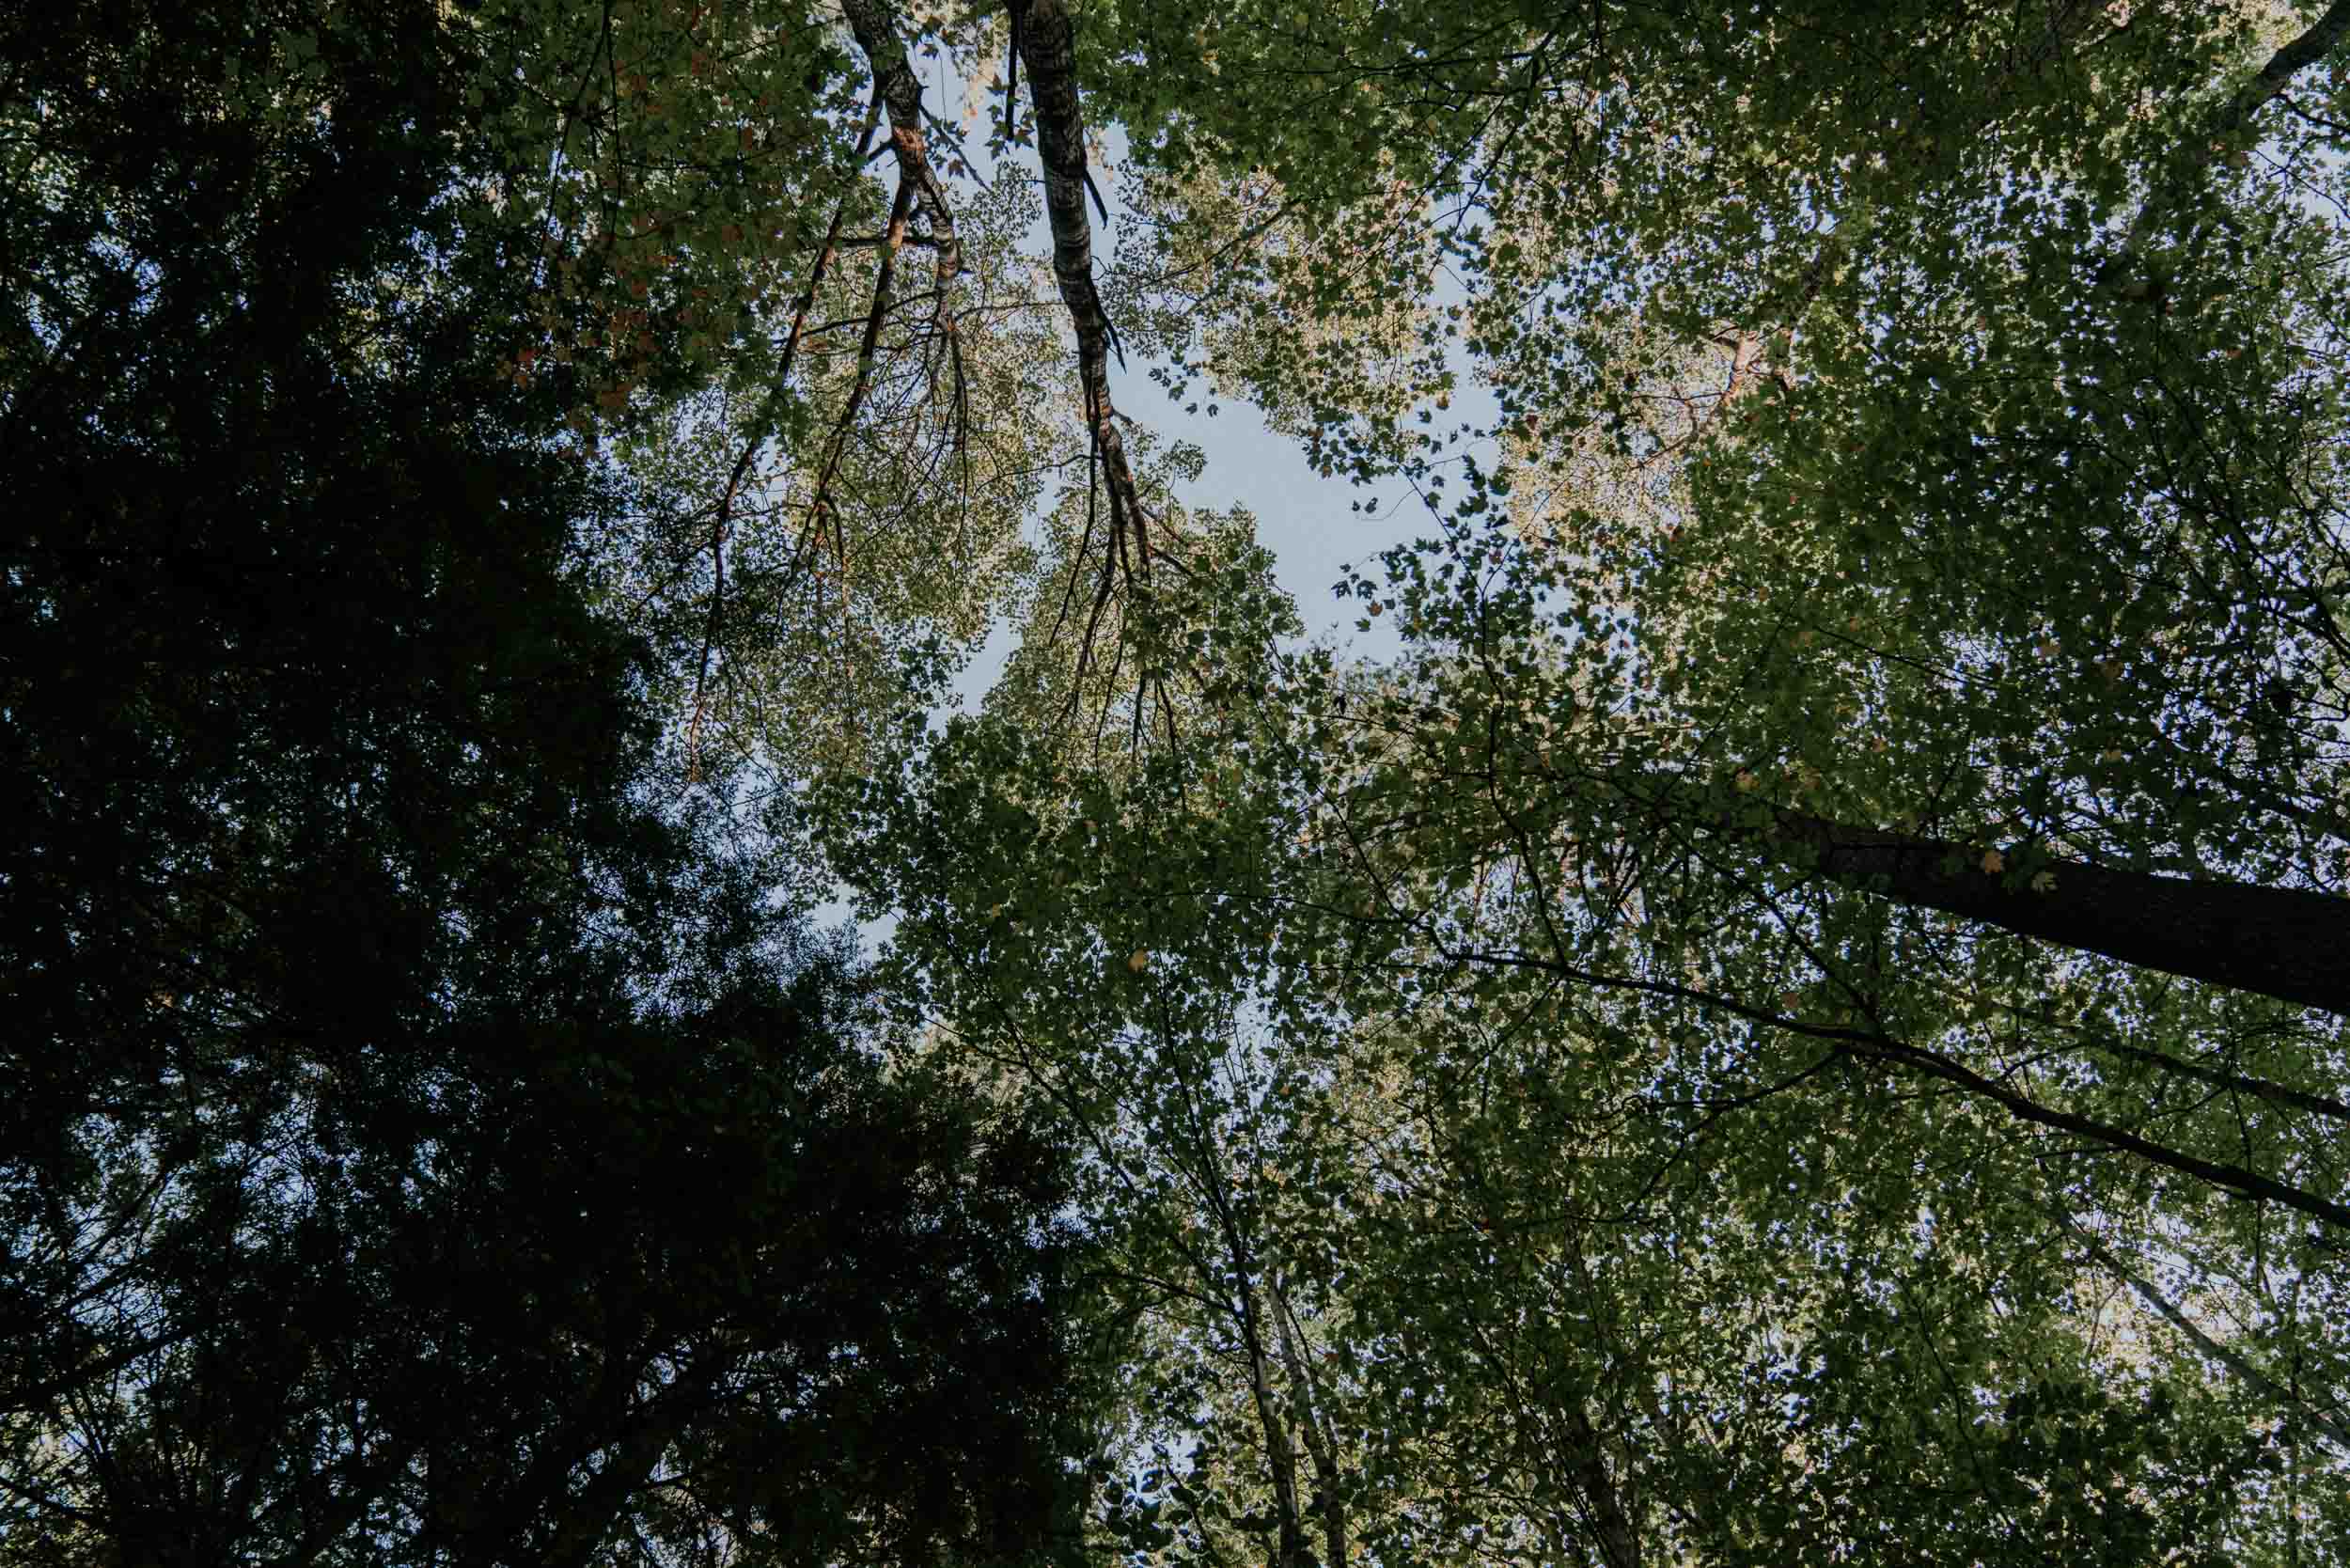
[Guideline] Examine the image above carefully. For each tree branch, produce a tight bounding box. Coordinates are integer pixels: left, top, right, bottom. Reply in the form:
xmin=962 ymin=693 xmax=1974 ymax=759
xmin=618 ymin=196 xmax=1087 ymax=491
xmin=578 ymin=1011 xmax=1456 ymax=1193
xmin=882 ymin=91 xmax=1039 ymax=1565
xmin=2050 ymin=1207 xmax=2350 ymax=1452
xmin=1009 ymin=0 xmax=1159 ymax=603
xmin=2112 ymin=0 xmax=2350 ymax=275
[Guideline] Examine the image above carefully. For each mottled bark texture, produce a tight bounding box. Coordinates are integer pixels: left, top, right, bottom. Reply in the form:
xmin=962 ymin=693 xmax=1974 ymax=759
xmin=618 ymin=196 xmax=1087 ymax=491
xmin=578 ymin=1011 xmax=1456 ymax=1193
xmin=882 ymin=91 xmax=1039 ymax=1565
xmin=1009 ymin=0 xmax=1155 ymax=589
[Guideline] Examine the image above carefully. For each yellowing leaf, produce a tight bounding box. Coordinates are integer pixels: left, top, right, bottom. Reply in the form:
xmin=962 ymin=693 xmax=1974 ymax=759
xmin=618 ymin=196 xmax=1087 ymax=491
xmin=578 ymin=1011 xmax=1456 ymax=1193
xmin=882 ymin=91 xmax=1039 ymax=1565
xmin=1980 ymin=849 xmax=2005 ymax=874
xmin=1127 ymin=949 xmax=1151 ymax=972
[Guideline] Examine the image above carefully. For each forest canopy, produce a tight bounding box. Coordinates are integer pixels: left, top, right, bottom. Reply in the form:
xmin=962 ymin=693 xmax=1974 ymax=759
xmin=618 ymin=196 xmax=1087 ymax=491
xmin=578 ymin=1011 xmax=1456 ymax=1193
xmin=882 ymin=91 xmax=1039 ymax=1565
xmin=6 ymin=0 xmax=2350 ymax=1563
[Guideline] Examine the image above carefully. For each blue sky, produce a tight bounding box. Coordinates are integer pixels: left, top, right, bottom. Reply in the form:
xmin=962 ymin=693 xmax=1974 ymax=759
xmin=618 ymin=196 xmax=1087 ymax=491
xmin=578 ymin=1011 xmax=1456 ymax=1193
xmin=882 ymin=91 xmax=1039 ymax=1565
xmin=917 ymin=51 xmax=1515 ymax=706
xmin=818 ymin=47 xmax=1502 ymax=936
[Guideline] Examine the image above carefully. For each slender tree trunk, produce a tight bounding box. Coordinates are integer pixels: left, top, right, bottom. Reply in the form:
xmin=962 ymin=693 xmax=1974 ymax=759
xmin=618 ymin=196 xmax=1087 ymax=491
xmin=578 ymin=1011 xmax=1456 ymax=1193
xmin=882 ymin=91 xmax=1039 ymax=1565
xmin=1268 ymin=1272 xmax=1348 ymax=1568
xmin=1558 ymin=1402 xmax=1641 ymax=1568
xmin=2048 ymin=1207 xmax=2350 ymax=1451
xmin=1182 ymin=1071 xmax=1309 ymax=1568
xmin=1008 ymin=0 xmax=1154 ymax=579
xmin=1238 ymin=1273 xmax=1312 ymax=1568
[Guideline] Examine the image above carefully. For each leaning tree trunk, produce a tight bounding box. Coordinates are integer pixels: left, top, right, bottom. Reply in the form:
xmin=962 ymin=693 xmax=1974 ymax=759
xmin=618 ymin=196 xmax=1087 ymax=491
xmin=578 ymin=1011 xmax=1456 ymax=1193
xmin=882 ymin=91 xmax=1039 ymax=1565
xmin=1742 ymin=801 xmax=2350 ymax=1017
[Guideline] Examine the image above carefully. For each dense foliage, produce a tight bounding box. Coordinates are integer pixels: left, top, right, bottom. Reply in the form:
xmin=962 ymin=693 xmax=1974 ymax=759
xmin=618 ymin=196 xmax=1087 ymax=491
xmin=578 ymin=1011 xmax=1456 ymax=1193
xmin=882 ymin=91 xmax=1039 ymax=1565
xmin=8 ymin=0 xmax=2350 ymax=1563
xmin=2 ymin=5 xmax=1099 ymax=1564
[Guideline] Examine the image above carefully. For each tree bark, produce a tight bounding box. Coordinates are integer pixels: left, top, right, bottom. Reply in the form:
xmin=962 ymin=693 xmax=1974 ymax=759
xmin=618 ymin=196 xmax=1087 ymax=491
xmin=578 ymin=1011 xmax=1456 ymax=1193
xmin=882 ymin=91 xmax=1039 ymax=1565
xmin=1558 ymin=1402 xmax=1641 ymax=1568
xmin=840 ymin=0 xmax=962 ymax=287
xmin=1744 ymin=802 xmax=2350 ymax=1016
xmin=1008 ymin=0 xmax=1153 ymax=581
xmin=1268 ymin=1272 xmax=1348 ymax=1568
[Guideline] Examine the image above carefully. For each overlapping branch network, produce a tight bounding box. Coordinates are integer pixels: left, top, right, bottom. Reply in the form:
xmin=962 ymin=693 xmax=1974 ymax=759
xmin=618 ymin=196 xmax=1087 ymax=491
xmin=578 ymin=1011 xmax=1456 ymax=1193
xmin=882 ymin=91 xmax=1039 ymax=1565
xmin=671 ymin=0 xmax=1184 ymax=772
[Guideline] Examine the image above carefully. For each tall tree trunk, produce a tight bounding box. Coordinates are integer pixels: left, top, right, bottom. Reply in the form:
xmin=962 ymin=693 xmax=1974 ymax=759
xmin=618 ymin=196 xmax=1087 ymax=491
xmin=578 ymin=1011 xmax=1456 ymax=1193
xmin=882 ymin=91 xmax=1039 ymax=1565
xmin=1740 ymin=801 xmax=2350 ymax=1016
xmin=1269 ymin=1272 xmax=1348 ymax=1568
xmin=1238 ymin=1273 xmax=1312 ymax=1568
xmin=1008 ymin=0 xmax=1154 ymax=585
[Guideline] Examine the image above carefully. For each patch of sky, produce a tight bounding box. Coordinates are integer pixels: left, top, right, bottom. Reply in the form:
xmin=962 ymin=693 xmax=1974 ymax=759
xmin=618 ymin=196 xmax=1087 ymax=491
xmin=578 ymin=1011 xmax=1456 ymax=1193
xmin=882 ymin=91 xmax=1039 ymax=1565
xmin=812 ymin=44 xmax=1508 ymax=938
xmin=911 ymin=52 xmax=1507 ymax=716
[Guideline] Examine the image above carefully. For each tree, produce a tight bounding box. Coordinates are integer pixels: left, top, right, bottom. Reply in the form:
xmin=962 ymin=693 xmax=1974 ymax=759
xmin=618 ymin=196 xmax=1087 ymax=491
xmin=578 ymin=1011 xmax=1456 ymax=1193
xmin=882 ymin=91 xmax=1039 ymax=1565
xmin=822 ymin=0 xmax=2350 ymax=1560
xmin=0 ymin=4 xmax=1108 ymax=1562
xmin=833 ymin=681 xmax=2295 ymax=1564
xmin=22 ymin=0 xmax=2350 ymax=1560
